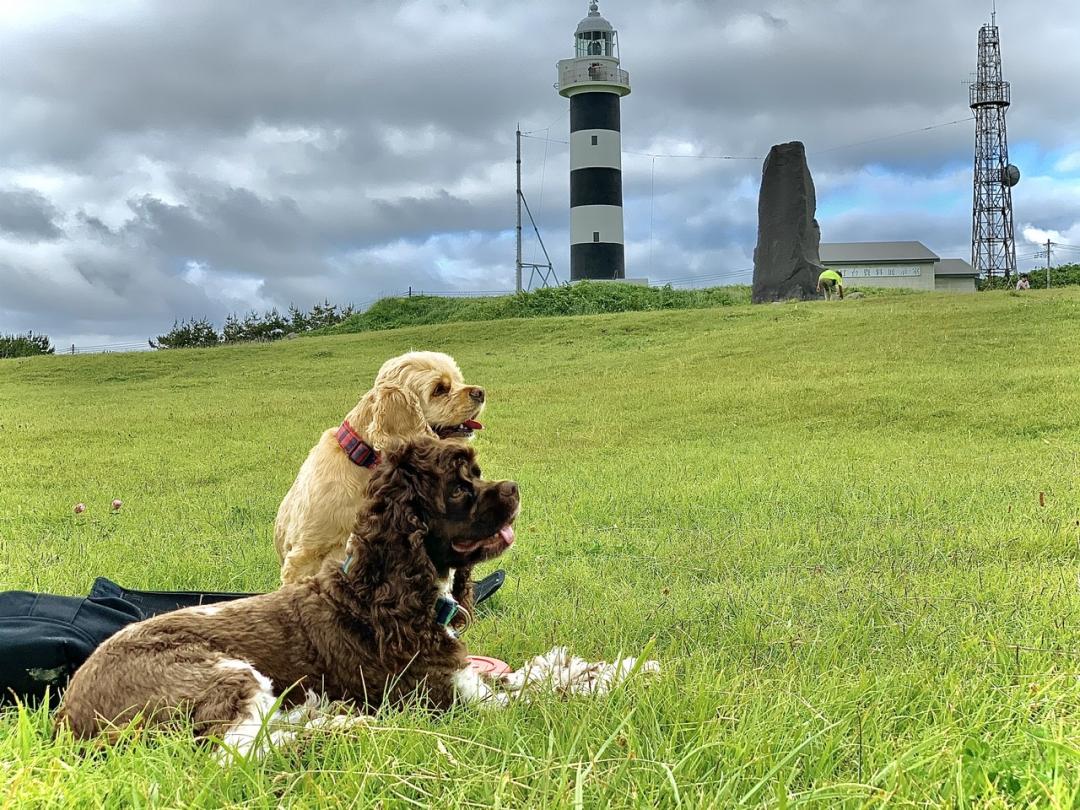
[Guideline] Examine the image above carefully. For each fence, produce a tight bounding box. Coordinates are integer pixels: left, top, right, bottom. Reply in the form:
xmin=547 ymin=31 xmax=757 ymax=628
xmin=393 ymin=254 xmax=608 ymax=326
xmin=62 ymin=340 xmax=153 ymax=355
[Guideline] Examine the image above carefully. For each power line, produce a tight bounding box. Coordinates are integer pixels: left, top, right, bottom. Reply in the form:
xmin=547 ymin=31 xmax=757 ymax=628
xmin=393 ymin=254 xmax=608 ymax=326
xmin=660 ymin=267 xmax=754 ymax=286
xmin=521 ymin=133 xmax=757 ymax=160
xmin=521 ymin=108 xmax=568 ymax=136
xmin=520 ymin=116 xmax=974 ymax=162
xmin=629 ymin=149 xmax=758 ymax=160
xmin=809 ymin=117 xmax=973 ymax=155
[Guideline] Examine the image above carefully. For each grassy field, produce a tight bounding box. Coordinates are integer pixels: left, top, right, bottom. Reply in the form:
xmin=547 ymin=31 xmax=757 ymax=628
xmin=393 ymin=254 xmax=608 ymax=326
xmin=2 ymin=289 xmax=1080 ymax=807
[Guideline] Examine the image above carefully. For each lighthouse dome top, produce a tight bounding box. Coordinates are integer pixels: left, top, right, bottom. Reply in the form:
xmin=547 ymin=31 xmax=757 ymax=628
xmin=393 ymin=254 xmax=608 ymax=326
xmin=558 ymin=0 xmax=630 ymax=96
xmin=576 ymin=2 xmax=614 ymax=34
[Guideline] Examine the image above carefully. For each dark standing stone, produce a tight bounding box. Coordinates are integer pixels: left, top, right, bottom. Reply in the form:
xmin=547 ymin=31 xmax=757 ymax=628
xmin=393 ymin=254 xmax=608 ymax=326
xmin=751 ymin=141 xmax=824 ymax=303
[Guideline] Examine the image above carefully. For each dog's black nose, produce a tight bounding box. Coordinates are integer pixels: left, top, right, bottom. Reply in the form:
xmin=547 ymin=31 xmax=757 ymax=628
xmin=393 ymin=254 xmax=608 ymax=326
xmin=469 ymin=387 xmax=485 ymax=403
xmin=500 ymin=481 xmax=518 ymax=498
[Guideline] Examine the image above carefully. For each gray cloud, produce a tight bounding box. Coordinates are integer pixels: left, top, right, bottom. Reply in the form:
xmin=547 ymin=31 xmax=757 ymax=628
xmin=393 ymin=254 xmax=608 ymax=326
xmin=0 ymin=0 xmax=1076 ymax=345
xmin=0 ymin=189 xmax=64 ymax=241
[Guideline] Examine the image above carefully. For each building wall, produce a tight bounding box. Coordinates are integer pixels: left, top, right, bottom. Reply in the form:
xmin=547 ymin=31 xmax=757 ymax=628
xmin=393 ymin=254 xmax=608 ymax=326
xmin=829 ymin=262 xmax=937 ymax=291
xmin=934 ymin=276 xmax=978 ymax=294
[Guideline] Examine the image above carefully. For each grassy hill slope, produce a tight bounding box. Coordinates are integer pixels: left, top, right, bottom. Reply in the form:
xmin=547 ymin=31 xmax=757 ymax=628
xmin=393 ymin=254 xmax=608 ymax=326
xmin=318 ymin=281 xmax=910 ymax=336
xmin=2 ymin=290 xmax=1080 ymax=806
xmin=320 ymin=281 xmax=754 ymax=335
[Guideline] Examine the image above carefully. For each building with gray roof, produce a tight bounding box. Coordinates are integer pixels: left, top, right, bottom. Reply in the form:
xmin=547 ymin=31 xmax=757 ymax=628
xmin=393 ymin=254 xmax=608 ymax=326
xmin=819 ymin=242 xmax=978 ymax=293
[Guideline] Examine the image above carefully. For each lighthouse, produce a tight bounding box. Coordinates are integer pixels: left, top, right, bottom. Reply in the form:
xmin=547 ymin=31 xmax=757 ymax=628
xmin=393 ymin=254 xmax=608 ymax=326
xmin=557 ymin=1 xmax=631 ymax=281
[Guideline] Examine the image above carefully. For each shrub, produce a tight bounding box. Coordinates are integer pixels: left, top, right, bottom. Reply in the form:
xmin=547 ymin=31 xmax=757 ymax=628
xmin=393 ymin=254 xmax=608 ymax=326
xmin=321 ymin=282 xmax=752 ymax=335
xmin=149 ymin=318 xmax=221 ymax=349
xmin=0 ymin=332 xmax=54 ymax=359
xmin=150 ymin=301 xmax=357 ymax=349
xmin=222 ymin=310 xmax=289 ymax=343
xmin=306 ymin=300 xmax=355 ymax=331
xmin=979 ymin=264 xmax=1080 ymax=291
xmin=1042 ymin=263 xmax=1080 ymax=288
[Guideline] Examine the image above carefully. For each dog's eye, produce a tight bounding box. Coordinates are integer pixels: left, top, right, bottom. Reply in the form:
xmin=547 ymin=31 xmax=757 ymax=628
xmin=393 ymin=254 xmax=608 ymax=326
xmin=433 ymin=382 xmax=449 ymax=397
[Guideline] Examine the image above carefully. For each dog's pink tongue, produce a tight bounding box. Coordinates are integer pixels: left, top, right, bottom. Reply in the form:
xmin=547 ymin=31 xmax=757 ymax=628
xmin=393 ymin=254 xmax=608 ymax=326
xmin=497 ymin=525 xmax=515 ymax=547
xmin=463 ymin=419 xmax=483 ymax=430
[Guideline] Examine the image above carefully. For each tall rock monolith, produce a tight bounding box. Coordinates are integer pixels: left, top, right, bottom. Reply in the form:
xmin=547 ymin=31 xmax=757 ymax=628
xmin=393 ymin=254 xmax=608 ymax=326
xmin=751 ymin=141 xmax=823 ymax=303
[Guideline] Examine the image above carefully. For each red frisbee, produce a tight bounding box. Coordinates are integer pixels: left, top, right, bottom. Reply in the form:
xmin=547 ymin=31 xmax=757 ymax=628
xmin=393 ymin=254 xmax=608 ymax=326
xmin=466 ymin=655 xmax=511 ymax=676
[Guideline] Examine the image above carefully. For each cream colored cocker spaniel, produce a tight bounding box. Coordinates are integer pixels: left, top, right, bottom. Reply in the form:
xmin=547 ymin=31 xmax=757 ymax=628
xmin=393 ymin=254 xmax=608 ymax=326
xmin=274 ymin=351 xmax=485 ymax=584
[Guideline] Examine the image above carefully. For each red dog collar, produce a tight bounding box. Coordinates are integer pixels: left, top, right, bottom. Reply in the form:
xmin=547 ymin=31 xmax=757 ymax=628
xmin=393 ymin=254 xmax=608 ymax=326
xmin=335 ymin=421 xmax=380 ymax=468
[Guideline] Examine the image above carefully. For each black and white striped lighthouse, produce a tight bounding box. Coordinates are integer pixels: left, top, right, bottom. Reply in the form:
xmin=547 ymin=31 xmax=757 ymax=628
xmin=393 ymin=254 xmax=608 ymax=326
xmin=557 ymin=1 xmax=631 ymax=281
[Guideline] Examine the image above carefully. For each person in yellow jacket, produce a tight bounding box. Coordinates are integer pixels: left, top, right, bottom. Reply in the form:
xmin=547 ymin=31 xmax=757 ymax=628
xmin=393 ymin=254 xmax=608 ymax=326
xmin=817 ymin=268 xmax=844 ymax=300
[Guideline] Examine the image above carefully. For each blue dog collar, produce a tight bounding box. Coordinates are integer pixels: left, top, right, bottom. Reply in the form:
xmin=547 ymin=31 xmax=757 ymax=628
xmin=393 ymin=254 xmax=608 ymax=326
xmin=435 ymin=594 xmax=459 ymax=627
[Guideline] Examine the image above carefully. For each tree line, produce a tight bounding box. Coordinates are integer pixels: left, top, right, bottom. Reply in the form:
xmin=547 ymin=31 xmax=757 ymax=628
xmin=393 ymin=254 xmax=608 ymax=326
xmin=149 ymin=301 xmax=355 ymax=349
xmin=0 ymin=332 xmax=54 ymax=359
xmin=979 ymin=263 xmax=1080 ymax=290
xmin=2 ymin=302 xmax=355 ymax=357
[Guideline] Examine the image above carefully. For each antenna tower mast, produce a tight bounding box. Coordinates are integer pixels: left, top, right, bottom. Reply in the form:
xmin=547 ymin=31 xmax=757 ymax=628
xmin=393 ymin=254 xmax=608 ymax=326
xmin=970 ymin=11 xmax=1019 ymax=281
xmin=515 ymin=127 xmax=558 ymax=292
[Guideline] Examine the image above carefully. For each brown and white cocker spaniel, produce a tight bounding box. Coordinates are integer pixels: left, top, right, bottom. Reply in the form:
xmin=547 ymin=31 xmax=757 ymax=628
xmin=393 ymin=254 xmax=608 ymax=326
xmin=56 ymin=440 xmax=519 ymax=758
xmin=275 ymin=351 xmax=487 ymax=584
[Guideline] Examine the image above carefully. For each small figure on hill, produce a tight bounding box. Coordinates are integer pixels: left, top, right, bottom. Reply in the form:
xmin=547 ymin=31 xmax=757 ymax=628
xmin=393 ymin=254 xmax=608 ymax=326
xmin=1015 ymin=275 xmax=1031 ymax=291
xmin=817 ymin=268 xmax=844 ymax=301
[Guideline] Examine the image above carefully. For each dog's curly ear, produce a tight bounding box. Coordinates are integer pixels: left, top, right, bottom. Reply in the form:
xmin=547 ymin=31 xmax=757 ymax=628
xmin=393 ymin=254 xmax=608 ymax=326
xmin=363 ymin=384 xmax=436 ymax=451
xmin=363 ymin=441 xmax=443 ymax=540
xmin=343 ymin=445 xmax=441 ymax=657
xmin=347 ymin=444 xmax=438 ymax=595
xmin=365 ymin=454 xmax=426 ymax=543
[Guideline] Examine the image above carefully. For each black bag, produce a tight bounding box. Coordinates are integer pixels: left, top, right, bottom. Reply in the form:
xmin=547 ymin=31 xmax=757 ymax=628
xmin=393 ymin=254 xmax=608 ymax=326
xmin=86 ymin=577 xmax=253 ymax=618
xmin=0 ymin=590 xmax=142 ymax=706
xmin=0 ymin=578 xmax=253 ymax=706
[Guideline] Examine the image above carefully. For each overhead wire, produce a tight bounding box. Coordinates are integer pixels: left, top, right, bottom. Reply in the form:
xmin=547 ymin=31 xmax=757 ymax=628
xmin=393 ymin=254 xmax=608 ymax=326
xmin=520 ymin=116 xmax=974 ymax=161
xmin=530 ymin=127 xmax=552 ymax=270
xmin=808 ymin=117 xmax=974 ymax=155
xmin=521 ymin=108 xmax=568 ymax=136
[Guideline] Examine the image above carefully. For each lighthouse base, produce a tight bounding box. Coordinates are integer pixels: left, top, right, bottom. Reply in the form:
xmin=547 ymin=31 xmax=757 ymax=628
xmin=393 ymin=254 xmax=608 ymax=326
xmin=570 ymin=242 xmax=625 ymax=280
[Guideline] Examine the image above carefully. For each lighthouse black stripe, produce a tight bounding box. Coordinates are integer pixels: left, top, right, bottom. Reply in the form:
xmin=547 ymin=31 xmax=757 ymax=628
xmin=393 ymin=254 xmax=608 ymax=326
xmin=570 ymin=92 xmax=621 ymax=133
xmin=570 ymin=167 xmax=622 ymax=208
xmin=571 ymin=243 xmax=625 ymax=280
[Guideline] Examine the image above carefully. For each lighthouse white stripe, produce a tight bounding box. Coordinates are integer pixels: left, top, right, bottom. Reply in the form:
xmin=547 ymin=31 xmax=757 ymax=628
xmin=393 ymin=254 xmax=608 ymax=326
xmin=570 ymin=130 xmax=623 ymax=171
xmin=570 ymin=205 xmax=625 ymax=246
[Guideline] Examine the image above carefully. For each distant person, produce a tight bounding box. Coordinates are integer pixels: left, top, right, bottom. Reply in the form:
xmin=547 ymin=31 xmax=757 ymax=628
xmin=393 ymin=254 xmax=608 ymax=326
xmin=1016 ymin=275 xmax=1031 ymax=291
xmin=817 ymin=268 xmax=844 ymax=300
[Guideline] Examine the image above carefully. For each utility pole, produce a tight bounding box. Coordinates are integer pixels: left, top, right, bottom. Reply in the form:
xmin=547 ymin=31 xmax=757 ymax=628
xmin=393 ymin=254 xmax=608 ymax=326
xmin=515 ymin=126 xmax=523 ymax=294
xmin=512 ymin=125 xmax=559 ymax=292
xmin=1047 ymin=238 xmax=1053 ymax=289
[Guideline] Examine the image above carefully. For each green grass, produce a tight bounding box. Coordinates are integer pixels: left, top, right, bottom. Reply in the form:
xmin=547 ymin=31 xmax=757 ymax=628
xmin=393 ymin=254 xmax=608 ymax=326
xmin=322 ymin=281 xmax=754 ymax=335
xmin=320 ymin=281 xmax=910 ymax=337
xmin=2 ymin=289 xmax=1080 ymax=807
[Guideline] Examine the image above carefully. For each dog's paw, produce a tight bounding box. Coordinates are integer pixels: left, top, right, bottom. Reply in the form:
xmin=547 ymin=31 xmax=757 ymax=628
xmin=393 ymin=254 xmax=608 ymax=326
xmin=453 ymin=667 xmax=509 ymax=709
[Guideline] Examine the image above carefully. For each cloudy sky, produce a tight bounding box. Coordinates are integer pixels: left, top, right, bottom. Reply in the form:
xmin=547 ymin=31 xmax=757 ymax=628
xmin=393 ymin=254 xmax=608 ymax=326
xmin=1 ymin=0 xmax=1078 ymax=347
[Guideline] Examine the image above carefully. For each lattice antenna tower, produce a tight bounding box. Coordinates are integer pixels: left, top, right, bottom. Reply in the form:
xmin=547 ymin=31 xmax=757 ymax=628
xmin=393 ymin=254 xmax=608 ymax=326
xmin=970 ymin=7 xmax=1020 ymax=280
